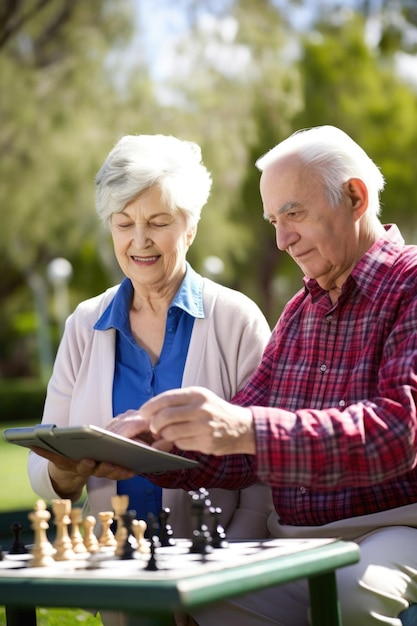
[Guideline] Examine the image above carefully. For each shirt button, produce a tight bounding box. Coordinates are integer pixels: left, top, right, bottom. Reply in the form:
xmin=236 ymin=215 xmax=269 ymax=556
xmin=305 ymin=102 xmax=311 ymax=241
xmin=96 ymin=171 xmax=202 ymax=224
xmin=299 ymin=486 xmax=306 ymax=495
xmin=320 ymin=364 xmax=327 ymax=373
xmin=167 ymin=327 xmax=174 ymax=333
xmin=326 ymin=315 xmax=333 ymax=322
xmin=339 ymin=400 xmax=346 ymax=407
xmin=145 ymin=488 xmax=153 ymax=496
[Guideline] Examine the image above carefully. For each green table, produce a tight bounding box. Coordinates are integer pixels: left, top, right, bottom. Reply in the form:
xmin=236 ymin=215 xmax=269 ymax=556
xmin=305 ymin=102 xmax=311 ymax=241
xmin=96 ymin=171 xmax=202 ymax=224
xmin=0 ymin=537 xmax=360 ymax=626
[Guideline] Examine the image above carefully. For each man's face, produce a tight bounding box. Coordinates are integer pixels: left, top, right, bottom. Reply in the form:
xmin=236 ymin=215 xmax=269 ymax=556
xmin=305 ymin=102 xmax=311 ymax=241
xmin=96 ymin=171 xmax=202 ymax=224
xmin=260 ymin=155 xmax=361 ymax=294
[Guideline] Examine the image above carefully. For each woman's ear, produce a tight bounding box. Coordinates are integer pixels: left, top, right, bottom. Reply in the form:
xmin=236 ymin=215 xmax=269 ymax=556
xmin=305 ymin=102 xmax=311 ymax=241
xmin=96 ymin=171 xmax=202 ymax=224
xmin=343 ymin=178 xmax=368 ymax=221
xmin=186 ymin=224 xmax=197 ymax=247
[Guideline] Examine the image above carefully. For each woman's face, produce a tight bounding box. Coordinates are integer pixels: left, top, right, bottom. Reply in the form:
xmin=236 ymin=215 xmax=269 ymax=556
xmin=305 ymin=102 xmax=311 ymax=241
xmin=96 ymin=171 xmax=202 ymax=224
xmin=110 ymin=186 xmax=196 ymax=294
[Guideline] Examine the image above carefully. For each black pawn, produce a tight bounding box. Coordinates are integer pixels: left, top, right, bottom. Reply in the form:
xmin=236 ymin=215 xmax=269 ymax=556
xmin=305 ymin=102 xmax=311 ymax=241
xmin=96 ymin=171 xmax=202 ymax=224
xmin=158 ymin=508 xmax=175 ymax=547
xmin=9 ymin=522 xmax=28 ymax=555
xmin=209 ymin=507 xmax=228 ymax=549
xmin=145 ymin=514 xmax=161 ymax=571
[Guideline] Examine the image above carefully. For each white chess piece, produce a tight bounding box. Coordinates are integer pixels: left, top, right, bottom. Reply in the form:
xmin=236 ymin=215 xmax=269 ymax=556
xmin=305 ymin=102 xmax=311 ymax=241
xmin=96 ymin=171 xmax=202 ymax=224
xmin=52 ymin=498 xmax=75 ymax=561
xmin=28 ymin=499 xmax=56 ymax=567
xmin=70 ymin=507 xmax=88 ymax=554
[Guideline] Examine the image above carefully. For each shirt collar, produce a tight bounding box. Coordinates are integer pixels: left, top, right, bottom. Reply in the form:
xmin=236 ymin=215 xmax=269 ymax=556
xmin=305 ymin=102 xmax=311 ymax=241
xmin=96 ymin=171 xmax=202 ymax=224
xmin=304 ymin=224 xmax=405 ymax=301
xmin=94 ymin=262 xmax=205 ymax=332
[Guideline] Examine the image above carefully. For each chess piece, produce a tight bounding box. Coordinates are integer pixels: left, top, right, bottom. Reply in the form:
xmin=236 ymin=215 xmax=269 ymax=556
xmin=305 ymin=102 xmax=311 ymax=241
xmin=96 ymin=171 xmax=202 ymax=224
xmin=158 ymin=508 xmax=175 ymax=547
xmin=145 ymin=514 xmax=161 ymax=571
xmin=70 ymin=507 xmax=88 ymax=554
xmin=118 ymin=511 xmax=137 ymax=559
xmin=52 ymin=498 xmax=75 ymax=561
xmin=83 ymin=515 xmax=99 ymax=553
xmin=111 ymin=494 xmax=130 ymax=552
xmin=132 ymin=519 xmax=149 ymax=554
xmin=145 ymin=534 xmax=160 ymax=571
xmin=28 ymin=499 xmax=56 ymax=567
xmin=189 ymin=489 xmax=213 ymax=555
xmin=209 ymin=507 xmax=228 ymax=548
xmin=98 ymin=511 xmax=117 ymax=549
xmin=9 ymin=522 xmax=28 ymax=555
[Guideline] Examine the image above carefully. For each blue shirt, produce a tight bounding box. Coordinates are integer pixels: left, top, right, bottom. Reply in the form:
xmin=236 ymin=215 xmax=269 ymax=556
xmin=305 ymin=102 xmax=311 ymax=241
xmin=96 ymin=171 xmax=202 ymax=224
xmin=94 ymin=264 xmax=204 ymax=523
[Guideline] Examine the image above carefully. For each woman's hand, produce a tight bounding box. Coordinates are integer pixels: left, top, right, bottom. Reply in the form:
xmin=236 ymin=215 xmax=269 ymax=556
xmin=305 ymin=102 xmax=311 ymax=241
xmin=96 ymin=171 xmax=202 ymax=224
xmin=30 ymin=446 xmax=136 ymax=502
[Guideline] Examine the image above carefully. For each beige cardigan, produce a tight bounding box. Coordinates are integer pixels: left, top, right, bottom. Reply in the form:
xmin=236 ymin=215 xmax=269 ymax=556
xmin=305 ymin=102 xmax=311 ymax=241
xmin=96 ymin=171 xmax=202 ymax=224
xmin=28 ymin=277 xmax=274 ymax=538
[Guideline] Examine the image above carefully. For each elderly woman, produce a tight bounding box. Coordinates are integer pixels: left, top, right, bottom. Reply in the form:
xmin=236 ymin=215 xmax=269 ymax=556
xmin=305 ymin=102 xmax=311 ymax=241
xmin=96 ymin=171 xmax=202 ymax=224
xmin=27 ymin=135 xmax=273 ymax=569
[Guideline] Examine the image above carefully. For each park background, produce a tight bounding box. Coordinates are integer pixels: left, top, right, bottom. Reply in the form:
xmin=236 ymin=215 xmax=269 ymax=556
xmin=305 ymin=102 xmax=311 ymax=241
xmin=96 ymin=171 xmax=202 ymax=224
xmin=0 ymin=1 xmax=416 ymax=622
xmin=2 ymin=0 xmax=417 ymax=508
xmin=1 ymin=0 xmax=417 ymax=505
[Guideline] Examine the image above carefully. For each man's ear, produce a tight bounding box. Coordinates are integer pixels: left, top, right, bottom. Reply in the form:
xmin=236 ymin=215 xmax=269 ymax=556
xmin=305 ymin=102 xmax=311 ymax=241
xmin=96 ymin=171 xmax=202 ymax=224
xmin=343 ymin=178 xmax=368 ymax=221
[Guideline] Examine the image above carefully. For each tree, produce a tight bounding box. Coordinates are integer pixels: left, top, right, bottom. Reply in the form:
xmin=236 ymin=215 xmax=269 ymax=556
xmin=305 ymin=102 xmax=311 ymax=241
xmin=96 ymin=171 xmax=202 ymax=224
xmin=293 ymin=8 xmax=417 ymax=236
xmin=0 ymin=0 xmax=152 ymax=378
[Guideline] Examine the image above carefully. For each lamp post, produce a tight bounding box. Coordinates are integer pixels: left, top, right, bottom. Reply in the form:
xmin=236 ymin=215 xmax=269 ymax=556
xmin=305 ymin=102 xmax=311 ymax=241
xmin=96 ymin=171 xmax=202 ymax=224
xmin=202 ymin=256 xmax=225 ymax=279
xmin=47 ymin=258 xmax=73 ymax=338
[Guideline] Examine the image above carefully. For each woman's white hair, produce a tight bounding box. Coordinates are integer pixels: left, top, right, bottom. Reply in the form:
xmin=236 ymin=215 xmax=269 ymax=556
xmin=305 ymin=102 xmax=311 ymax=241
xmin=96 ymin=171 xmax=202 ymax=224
xmin=256 ymin=125 xmax=385 ymax=218
xmin=95 ymin=134 xmax=212 ymax=225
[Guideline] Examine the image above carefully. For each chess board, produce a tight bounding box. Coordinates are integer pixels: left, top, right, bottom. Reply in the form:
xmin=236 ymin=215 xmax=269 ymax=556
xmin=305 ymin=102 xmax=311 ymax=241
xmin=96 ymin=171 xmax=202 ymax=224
xmin=0 ymin=537 xmax=337 ymax=580
xmin=0 ymin=533 xmax=360 ymax=626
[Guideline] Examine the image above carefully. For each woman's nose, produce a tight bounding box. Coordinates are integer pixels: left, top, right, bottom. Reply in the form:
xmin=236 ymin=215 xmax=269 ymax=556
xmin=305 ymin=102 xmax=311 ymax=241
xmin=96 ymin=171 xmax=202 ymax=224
xmin=132 ymin=224 xmax=150 ymax=247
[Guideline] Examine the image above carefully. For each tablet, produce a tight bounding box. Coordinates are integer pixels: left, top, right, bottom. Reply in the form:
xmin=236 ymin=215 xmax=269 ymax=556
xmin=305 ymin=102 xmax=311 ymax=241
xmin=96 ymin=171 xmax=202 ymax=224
xmin=2 ymin=424 xmax=198 ymax=473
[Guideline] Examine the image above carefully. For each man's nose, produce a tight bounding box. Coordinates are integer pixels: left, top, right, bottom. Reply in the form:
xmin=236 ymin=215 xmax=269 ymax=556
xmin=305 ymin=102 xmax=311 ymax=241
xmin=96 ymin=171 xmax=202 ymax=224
xmin=276 ymin=225 xmax=298 ymax=251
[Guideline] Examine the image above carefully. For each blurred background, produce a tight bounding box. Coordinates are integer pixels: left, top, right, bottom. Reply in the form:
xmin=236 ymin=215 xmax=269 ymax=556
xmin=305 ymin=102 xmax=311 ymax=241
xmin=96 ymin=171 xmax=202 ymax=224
xmin=1 ymin=0 xmax=417 ymax=409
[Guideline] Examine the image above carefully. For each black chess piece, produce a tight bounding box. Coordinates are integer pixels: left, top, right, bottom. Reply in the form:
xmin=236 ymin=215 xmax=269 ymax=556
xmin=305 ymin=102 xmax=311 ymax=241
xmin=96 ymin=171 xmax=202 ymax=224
xmin=9 ymin=522 xmax=28 ymax=555
xmin=145 ymin=514 xmax=161 ymax=571
xmin=158 ymin=508 xmax=175 ymax=547
xmin=209 ymin=507 xmax=228 ymax=549
xmin=189 ymin=489 xmax=213 ymax=555
xmin=120 ymin=511 xmax=136 ymax=560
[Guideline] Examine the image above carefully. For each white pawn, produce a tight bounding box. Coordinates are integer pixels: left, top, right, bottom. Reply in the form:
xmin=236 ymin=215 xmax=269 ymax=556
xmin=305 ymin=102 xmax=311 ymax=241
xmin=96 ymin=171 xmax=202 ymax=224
xmin=83 ymin=515 xmax=99 ymax=553
xmin=133 ymin=519 xmax=149 ymax=555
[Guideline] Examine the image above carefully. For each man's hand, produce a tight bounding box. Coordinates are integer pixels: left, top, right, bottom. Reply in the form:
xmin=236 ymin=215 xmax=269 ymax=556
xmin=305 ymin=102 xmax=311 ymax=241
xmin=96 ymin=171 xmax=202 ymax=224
xmin=109 ymin=387 xmax=256 ymax=456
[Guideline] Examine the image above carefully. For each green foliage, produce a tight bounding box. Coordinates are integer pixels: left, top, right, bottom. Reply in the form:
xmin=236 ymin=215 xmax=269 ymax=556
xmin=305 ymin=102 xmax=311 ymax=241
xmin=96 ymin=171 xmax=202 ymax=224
xmin=293 ymin=10 xmax=417 ymax=236
xmin=1 ymin=0 xmax=417 ymax=369
xmin=0 ymin=379 xmax=46 ymax=422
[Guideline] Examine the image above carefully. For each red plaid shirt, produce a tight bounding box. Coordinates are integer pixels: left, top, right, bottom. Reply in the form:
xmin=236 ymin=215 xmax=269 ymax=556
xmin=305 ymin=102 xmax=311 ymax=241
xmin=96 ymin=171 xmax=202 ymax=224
xmin=150 ymin=225 xmax=417 ymax=526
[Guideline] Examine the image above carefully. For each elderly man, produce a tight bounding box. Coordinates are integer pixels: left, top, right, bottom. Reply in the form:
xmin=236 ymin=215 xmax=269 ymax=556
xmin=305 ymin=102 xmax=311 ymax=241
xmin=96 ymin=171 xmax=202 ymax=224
xmin=110 ymin=125 xmax=417 ymax=626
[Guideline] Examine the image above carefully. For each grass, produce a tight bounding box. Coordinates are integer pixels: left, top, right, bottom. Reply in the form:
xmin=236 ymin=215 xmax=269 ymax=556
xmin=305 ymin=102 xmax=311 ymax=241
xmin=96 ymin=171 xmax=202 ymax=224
xmin=0 ymin=420 xmax=36 ymax=511
xmin=0 ymin=608 xmax=102 ymax=626
xmin=0 ymin=421 xmax=103 ymax=626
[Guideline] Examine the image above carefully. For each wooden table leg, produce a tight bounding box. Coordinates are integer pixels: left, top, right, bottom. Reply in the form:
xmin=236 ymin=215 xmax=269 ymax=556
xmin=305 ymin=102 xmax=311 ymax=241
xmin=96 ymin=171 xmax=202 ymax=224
xmin=309 ymin=571 xmax=342 ymax=626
